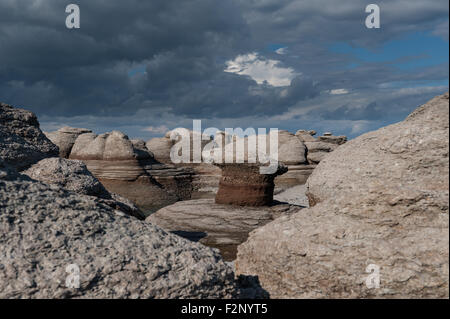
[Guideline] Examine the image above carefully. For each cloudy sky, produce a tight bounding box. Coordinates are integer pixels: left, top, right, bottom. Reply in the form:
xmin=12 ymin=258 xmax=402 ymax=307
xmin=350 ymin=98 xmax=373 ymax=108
xmin=0 ymin=0 xmax=448 ymax=140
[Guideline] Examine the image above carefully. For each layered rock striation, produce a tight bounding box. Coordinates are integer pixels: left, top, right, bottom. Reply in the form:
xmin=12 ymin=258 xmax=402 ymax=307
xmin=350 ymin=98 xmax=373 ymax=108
xmin=69 ymin=130 xmax=193 ymax=213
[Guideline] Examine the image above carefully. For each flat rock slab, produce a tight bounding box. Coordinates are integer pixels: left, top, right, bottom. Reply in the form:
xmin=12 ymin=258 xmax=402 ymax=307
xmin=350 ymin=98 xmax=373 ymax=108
xmin=147 ymin=198 xmax=301 ymax=261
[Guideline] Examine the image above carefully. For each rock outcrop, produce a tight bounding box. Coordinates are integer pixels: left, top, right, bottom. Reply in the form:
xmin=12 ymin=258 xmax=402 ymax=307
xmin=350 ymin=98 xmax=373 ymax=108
xmin=297 ymin=130 xmax=347 ymax=165
xmin=146 ymin=128 xmax=345 ymax=196
xmin=0 ymin=102 xmax=58 ymax=170
xmin=0 ymin=168 xmax=237 ymax=298
xmin=146 ymin=134 xmax=174 ymax=164
xmin=23 ymin=157 xmax=145 ymax=219
xmin=147 ymin=130 xmax=222 ymax=198
xmin=148 ymin=198 xmax=301 ymax=261
xmin=235 ymin=93 xmax=449 ymax=298
xmin=45 ymin=126 xmax=92 ymax=158
xmin=69 ymin=131 xmax=193 ymax=213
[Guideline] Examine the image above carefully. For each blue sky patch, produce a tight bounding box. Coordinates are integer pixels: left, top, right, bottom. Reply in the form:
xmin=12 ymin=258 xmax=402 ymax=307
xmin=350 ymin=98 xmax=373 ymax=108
xmin=330 ymin=32 xmax=448 ymax=70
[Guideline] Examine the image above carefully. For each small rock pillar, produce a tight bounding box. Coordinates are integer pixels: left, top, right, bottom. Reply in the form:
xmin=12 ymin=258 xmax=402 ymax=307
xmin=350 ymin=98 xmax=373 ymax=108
xmin=215 ymin=163 xmax=287 ymax=206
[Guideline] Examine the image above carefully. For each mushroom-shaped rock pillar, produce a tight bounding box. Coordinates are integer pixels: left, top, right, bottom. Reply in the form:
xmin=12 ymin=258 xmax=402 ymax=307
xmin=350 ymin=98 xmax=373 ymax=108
xmin=214 ymin=163 xmax=287 ymax=206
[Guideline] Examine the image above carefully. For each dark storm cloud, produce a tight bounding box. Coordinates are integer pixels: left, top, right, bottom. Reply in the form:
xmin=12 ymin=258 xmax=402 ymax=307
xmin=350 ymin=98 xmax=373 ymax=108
xmin=0 ymin=0 xmax=448 ymax=139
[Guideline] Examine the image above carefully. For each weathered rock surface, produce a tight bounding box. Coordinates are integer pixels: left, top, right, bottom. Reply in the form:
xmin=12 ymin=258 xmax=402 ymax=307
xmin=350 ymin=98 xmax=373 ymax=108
xmin=22 ymin=157 xmax=145 ymax=219
xmin=0 ymin=102 xmax=58 ymax=170
xmin=295 ymin=129 xmax=317 ymax=142
xmin=0 ymin=175 xmax=238 ymax=298
xmin=215 ymin=163 xmax=288 ymax=206
xmin=317 ymin=134 xmax=347 ymax=145
xmin=70 ymin=131 xmax=193 ymax=213
xmin=304 ymin=133 xmax=345 ymax=165
xmin=236 ymin=93 xmax=449 ymax=298
xmin=277 ymin=130 xmax=307 ymax=165
xmin=45 ymin=126 xmax=92 ymax=158
xmin=146 ymin=136 xmax=174 ymax=164
xmin=148 ymin=198 xmax=301 ymax=261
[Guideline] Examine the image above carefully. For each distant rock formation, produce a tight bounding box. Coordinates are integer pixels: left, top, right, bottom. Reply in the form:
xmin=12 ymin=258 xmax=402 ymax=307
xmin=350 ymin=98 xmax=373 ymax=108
xmin=236 ymin=93 xmax=449 ymax=298
xmin=45 ymin=126 xmax=92 ymax=158
xmin=147 ymin=128 xmax=346 ymax=196
xmin=0 ymin=102 xmax=241 ymax=298
xmin=147 ymin=130 xmax=222 ymax=198
xmin=149 ymin=142 xmax=295 ymax=261
xmin=296 ymin=130 xmax=347 ymax=165
xmin=0 ymin=102 xmax=58 ymax=170
xmin=215 ymin=163 xmax=288 ymax=206
xmin=23 ymin=157 xmax=145 ymax=219
xmin=69 ymin=130 xmax=193 ymax=213
xmin=0 ymin=161 xmax=237 ymax=298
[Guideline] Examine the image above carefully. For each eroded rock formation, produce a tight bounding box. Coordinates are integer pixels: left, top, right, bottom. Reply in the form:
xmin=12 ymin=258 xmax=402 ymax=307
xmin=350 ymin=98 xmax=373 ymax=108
xmin=215 ymin=163 xmax=288 ymax=206
xmin=23 ymin=157 xmax=145 ymax=219
xmin=69 ymin=131 xmax=193 ymax=213
xmin=147 ymin=130 xmax=222 ymax=198
xmin=236 ymin=93 xmax=449 ymax=298
xmin=45 ymin=126 xmax=92 ymax=158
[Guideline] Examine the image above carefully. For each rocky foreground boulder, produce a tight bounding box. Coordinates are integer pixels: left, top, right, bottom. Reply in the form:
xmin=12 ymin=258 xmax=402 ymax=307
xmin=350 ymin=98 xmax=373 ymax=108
xmin=0 ymin=102 xmax=58 ymax=170
xmin=0 ymin=159 xmax=239 ymax=298
xmin=45 ymin=126 xmax=92 ymax=158
xmin=236 ymin=93 xmax=449 ymax=298
xmin=23 ymin=157 xmax=145 ymax=220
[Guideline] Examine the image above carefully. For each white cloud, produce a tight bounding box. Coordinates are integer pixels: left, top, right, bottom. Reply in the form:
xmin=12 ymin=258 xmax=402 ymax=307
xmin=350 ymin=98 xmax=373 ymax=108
xmin=224 ymin=52 xmax=296 ymax=87
xmin=275 ymin=47 xmax=287 ymax=55
xmin=330 ymin=88 xmax=349 ymax=95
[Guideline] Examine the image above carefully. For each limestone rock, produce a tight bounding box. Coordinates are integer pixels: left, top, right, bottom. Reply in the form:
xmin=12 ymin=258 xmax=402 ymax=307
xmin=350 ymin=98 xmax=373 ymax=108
xmin=131 ymin=139 xmax=154 ymax=159
xmin=148 ymin=198 xmax=301 ymax=261
xmin=307 ymin=93 xmax=448 ymax=208
xmin=273 ymin=184 xmax=309 ymax=207
xmin=215 ymin=163 xmax=287 ymax=206
xmin=0 ymin=159 xmax=19 ymax=181
xmin=45 ymin=126 xmax=92 ymax=158
xmin=0 ymin=177 xmax=237 ymax=298
xmin=236 ymin=93 xmax=449 ymax=298
xmin=70 ymin=131 xmax=193 ymax=213
xmin=23 ymin=157 xmax=109 ymax=197
xmin=0 ymin=102 xmax=58 ymax=170
xmin=22 ymin=157 xmax=144 ymax=219
xmin=277 ymin=130 xmax=307 ymax=165
xmin=295 ymin=129 xmax=317 ymax=142
xmin=146 ymin=137 xmax=174 ymax=164
xmin=274 ymin=165 xmax=316 ymax=190
xmin=317 ymin=134 xmax=347 ymax=145
xmin=304 ymin=135 xmax=345 ymax=165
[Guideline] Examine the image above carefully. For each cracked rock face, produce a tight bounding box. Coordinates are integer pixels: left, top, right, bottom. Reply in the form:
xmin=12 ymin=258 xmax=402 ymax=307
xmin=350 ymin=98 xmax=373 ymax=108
xmin=0 ymin=102 xmax=58 ymax=171
xmin=0 ymin=176 xmax=237 ymax=298
xmin=45 ymin=127 xmax=92 ymax=158
xmin=22 ymin=157 xmax=145 ymax=220
xmin=236 ymin=93 xmax=449 ymax=298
